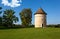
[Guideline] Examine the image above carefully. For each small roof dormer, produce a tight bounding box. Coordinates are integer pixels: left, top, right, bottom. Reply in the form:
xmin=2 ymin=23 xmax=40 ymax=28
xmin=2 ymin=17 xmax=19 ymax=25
xmin=34 ymin=8 xmax=47 ymax=15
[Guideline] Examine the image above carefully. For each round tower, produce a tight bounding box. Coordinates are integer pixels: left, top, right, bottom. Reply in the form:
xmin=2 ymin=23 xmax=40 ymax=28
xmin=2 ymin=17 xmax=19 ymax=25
xmin=34 ymin=8 xmax=47 ymax=28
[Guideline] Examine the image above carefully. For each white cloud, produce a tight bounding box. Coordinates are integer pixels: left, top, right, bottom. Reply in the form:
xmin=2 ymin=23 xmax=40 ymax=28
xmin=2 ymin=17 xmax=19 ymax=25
xmin=2 ymin=0 xmax=22 ymax=7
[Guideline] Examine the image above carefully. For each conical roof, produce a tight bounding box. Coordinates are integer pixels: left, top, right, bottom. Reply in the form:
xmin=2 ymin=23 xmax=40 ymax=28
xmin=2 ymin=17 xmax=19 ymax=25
xmin=34 ymin=8 xmax=47 ymax=15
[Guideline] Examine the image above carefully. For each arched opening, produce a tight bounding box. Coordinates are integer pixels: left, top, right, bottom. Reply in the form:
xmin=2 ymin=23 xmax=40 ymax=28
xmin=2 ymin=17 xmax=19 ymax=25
xmin=42 ymin=24 xmax=43 ymax=28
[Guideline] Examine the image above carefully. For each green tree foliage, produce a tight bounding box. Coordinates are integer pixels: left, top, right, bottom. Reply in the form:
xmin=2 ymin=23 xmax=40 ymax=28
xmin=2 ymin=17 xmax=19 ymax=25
xmin=19 ymin=8 xmax=32 ymax=27
xmin=0 ymin=7 xmax=2 ymax=25
xmin=3 ymin=9 xmax=19 ymax=27
xmin=0 ymin=7 xmax=2 ymax=14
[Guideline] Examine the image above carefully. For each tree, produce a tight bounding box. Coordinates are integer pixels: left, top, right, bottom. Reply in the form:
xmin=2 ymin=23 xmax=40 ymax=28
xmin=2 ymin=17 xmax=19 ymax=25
xmin=19 ymin=8 xmax=32 ymax=27
xmin=0 ymin=7 xmax=2 ymax=26
xmin=0 ymin=7 xmax=2 ymax=14
xmin=3 ymin=9 xmax=18 ymax=27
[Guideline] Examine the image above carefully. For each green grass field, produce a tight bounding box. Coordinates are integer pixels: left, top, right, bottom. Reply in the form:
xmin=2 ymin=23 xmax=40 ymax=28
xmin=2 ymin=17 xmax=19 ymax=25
xmin=0 ymin=28 xmax=60 ymax=39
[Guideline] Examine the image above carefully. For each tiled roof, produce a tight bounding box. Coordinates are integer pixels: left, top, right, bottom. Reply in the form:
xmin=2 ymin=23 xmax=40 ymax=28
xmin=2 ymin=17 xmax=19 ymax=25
xmin=34 ymin=8 xmax=47 ymax=15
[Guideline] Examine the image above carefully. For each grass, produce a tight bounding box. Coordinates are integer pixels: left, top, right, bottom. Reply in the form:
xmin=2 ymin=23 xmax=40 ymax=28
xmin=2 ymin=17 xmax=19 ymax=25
xmin=0 ymin=28 xmax=60 ymax=39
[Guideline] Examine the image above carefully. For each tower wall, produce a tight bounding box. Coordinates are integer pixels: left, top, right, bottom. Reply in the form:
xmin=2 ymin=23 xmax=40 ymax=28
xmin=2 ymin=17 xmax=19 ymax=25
xmin=35 ymin=14 xmax=46 ymax=28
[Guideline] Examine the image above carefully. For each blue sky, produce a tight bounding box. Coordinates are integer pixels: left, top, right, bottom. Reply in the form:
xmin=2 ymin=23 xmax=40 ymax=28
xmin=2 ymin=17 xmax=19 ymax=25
xmin=0 ymin=0 xmax=60 ymax=25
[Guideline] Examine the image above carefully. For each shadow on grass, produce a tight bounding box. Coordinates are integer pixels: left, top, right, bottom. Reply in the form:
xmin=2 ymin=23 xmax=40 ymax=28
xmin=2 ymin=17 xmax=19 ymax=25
xmin=0 ymin=27 xmax=21 ymax=30
xmin=0 ymin=27 xmax=34 ymax=30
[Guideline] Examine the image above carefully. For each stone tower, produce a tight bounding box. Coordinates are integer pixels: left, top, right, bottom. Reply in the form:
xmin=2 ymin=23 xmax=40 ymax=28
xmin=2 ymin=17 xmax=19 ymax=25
xmin=34 ymin=8 xmax=47 ymax=28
